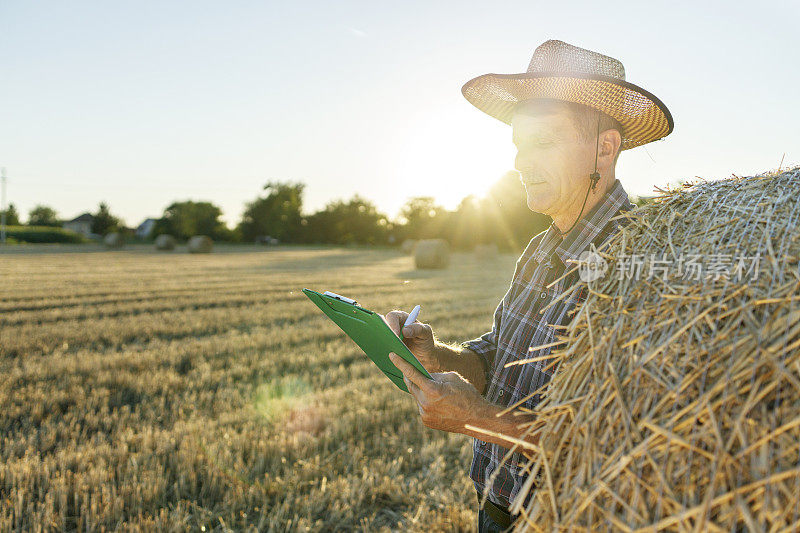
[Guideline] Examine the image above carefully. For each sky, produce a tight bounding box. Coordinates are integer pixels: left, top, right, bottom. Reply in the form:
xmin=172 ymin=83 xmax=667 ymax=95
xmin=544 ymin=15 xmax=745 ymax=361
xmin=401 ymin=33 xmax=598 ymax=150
xmin=1 ymin=1 xmax=798 ymax=227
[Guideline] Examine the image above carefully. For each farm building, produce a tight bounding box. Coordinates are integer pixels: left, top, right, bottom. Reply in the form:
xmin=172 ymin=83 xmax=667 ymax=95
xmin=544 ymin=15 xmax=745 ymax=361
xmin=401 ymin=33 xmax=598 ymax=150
xmin=62 ymin=213 xmax=94 ymax=237
xmin=136 ymin=218 xmax=158 ymax=239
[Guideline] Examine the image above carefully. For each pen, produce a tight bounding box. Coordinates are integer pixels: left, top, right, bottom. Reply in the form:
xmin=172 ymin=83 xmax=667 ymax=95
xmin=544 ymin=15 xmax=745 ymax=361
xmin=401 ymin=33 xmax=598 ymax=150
xmin=402 ymin=305 xmax=421 ymax=337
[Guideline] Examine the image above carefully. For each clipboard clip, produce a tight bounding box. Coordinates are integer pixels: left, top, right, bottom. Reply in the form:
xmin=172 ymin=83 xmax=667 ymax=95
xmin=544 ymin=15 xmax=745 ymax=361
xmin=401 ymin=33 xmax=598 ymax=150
xmin=323 ymin=290 xmax=359 ymax=306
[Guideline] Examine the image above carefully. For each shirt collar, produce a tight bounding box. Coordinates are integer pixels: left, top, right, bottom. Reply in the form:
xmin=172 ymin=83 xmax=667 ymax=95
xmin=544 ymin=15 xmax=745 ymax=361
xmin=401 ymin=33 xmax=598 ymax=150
xmin=541 ymin=178 xmax=634 ymax=269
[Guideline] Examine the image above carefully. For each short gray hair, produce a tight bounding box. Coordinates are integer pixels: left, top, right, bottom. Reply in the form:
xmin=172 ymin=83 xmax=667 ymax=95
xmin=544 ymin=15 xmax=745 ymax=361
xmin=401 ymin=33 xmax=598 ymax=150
xmin=513 ymin=98 xmax=624 ymax=167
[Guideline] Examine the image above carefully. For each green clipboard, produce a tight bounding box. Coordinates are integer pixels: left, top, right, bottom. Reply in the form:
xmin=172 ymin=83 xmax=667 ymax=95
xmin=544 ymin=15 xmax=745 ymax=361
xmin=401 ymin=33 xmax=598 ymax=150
xmin=302 ymin=288 xmax=433 ymax=393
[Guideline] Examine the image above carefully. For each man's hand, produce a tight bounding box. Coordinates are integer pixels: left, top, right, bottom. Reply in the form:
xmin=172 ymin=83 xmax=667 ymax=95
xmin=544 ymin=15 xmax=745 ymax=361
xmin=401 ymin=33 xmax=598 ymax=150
xmin=388 ymin=352 xmax=486 ymax=433
xmin=382 ymin=311 xmax=442 ymax=372
xmin=389 ymin=353 xmax=541 ymax=451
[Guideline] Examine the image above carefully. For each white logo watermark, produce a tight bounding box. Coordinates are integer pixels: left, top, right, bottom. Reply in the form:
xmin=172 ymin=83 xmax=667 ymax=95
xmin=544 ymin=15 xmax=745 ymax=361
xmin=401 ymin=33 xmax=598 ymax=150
xmin=577 ymin=246 xmax=608 ymax=282
xmin=576 ymin=246 xmax=761 ymax=283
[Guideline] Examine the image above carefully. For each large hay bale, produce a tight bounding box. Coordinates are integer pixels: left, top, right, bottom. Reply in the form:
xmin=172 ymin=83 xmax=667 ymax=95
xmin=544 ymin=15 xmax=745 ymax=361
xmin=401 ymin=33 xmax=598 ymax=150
xmin=414 ymin=239 xmax=449 ymax=269
xmin=401 ymin=239 xmax=417 ymax=255
xmin=103 ymin=232 xmax=123 ymax=248
xmin=474 ymin=243 xmax=498 ymax=260
xmin=187 ymin=235 xmax=213 ymax=254
xmin=154 ymin=234 xmax=176 ymax=251
xmin=508 ymin=167 xmax=800 ymax=531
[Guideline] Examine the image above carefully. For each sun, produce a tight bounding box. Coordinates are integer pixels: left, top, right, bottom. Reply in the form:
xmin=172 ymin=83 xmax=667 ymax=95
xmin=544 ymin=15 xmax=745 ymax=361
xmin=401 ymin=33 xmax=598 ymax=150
xmin=393 ymin=112 xmax=516 ymax=210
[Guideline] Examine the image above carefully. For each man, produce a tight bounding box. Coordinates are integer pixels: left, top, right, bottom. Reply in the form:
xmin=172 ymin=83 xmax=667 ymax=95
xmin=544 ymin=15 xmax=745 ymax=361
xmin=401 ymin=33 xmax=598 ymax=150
xmin=384 ymin=40 xmax=673 ymax=532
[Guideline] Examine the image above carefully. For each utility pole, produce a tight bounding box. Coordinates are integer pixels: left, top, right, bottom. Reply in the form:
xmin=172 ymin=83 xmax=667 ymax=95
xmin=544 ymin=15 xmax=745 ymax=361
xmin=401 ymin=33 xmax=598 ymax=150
xmin=1 ymin=167 xmax=6 ymax=244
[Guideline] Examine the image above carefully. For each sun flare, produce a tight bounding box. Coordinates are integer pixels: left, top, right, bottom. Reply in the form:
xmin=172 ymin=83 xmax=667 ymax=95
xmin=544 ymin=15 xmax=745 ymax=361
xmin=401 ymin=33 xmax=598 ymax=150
xmin=393 ymin=114 xmax=516 ymax=210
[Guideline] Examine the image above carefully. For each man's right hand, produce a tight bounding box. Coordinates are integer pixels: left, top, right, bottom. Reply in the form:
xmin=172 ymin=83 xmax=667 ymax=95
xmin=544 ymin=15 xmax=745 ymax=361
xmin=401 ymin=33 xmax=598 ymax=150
xmin=382 ymin=310 xmax=442 ymax=372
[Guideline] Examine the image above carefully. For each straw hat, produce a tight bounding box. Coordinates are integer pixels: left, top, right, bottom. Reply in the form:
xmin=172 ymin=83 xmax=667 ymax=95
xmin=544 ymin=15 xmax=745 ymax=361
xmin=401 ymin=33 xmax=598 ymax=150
xmin=461 ymin=39 xmax=674 ymax=151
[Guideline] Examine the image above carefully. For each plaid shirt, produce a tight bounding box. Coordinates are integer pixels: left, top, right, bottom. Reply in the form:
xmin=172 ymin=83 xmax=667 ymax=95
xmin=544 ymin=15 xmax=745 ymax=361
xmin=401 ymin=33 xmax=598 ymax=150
xmin=461 ymin=178 xmax=634 ymax=509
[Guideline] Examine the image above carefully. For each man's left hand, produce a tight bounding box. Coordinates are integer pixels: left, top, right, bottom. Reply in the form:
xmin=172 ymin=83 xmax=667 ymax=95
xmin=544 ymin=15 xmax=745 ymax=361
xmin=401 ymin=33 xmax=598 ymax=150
xmin=388 ymin=352 xmax=488 ymax=434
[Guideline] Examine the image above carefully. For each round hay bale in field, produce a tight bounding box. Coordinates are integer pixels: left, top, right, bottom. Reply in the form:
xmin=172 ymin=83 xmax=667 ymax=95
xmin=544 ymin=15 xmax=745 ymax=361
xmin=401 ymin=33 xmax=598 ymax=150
xmin=508 ymin=167 xmax=800 ymax=531
xmin=414 ymin=239 xmax=449 ymax=269
xmin=474 ymin=243 xmax=498 ymax=260
xmin=401 ymin=239 xmax=417 ymax=255
xmin=187 ymin=235 xmax=213 ymax=253
xmin=103 ymin=232 xmax=123 ymax=248
xmin=154 ymin=234 xmax=176 ymax=251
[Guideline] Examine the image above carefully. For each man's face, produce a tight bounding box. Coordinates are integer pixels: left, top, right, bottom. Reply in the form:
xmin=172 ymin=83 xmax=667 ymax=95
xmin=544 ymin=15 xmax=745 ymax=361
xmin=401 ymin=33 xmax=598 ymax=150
xmin=511 ymin=106 xmax=596 ymax=217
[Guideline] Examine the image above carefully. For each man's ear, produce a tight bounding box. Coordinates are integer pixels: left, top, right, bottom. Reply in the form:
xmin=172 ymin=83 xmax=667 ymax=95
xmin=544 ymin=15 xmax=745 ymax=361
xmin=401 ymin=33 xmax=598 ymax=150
xmin=600 ymin=128 xmax=622 ymax=161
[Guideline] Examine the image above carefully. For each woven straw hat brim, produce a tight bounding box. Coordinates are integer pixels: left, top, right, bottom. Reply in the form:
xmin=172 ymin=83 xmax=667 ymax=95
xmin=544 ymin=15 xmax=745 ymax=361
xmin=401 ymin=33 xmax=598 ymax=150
xmin=461 ymin=71 xmax=674 ymax=151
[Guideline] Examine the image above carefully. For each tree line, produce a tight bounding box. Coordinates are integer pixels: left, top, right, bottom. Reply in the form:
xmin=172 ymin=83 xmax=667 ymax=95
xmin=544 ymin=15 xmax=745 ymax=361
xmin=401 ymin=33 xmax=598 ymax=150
xmin=1 ymin=202 xmax=124 ymax=236
xmin=225 ymin=171 xmax=554 ymax=252
xmin=0 ymin=172 xmax=651 ymax=252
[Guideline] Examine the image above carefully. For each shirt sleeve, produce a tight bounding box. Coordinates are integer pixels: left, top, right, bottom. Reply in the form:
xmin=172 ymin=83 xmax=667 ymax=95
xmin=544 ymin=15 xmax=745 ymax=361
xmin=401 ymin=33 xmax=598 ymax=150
xmin=459 ymin=295 xmax=505 ymax=381
xmin=459 ymin=231 xmax=548 ymax=387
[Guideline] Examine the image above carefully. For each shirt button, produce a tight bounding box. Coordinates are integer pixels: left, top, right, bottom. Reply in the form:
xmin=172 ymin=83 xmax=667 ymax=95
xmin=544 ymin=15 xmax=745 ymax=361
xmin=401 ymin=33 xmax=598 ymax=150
xmin=498 ymin=390 xmax=504 ymax=397
xmin=540 ymin=292 xmax=547 ymax=298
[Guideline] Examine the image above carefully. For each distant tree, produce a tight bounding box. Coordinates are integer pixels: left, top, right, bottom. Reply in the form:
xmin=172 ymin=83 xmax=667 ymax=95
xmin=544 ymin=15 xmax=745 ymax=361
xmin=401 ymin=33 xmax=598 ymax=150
xmin=239 ymin=181 xmax=305 ymax=242
xmin=489 ymin=171 xmax=550 ymax=251
xmin=443 ymin=171 xmax=549 ymax=252
xmin=446 ymin=195 xmax=486 ymax=250
xmin=1 ymin=203 xmax=21 ymax=226
xmin=398 ymin=197 xmax=450 ymax=241
xmin=28 ymin=205 xmax=60 ymax=227
xmin=153 ymin=200 xmax=232 ymax=241
xmin=91 ymin=202 xmax=122 ymax=235
xmin=303 ymin=195 xmax=389 ymax=245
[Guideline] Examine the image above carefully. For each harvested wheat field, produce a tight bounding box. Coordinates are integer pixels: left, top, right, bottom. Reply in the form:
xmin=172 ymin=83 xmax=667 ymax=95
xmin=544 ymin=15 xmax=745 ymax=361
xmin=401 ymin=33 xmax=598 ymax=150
xmin=505 ymin=167 xmax=800 ymax=532
xmin=0 ymin=244 xmax=515 ymax=531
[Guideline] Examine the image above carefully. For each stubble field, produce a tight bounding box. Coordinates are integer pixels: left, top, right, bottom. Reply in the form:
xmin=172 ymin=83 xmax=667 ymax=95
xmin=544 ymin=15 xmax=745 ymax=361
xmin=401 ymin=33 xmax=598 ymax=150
xmin=0 ymin=244 xmax=516 ymax=531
